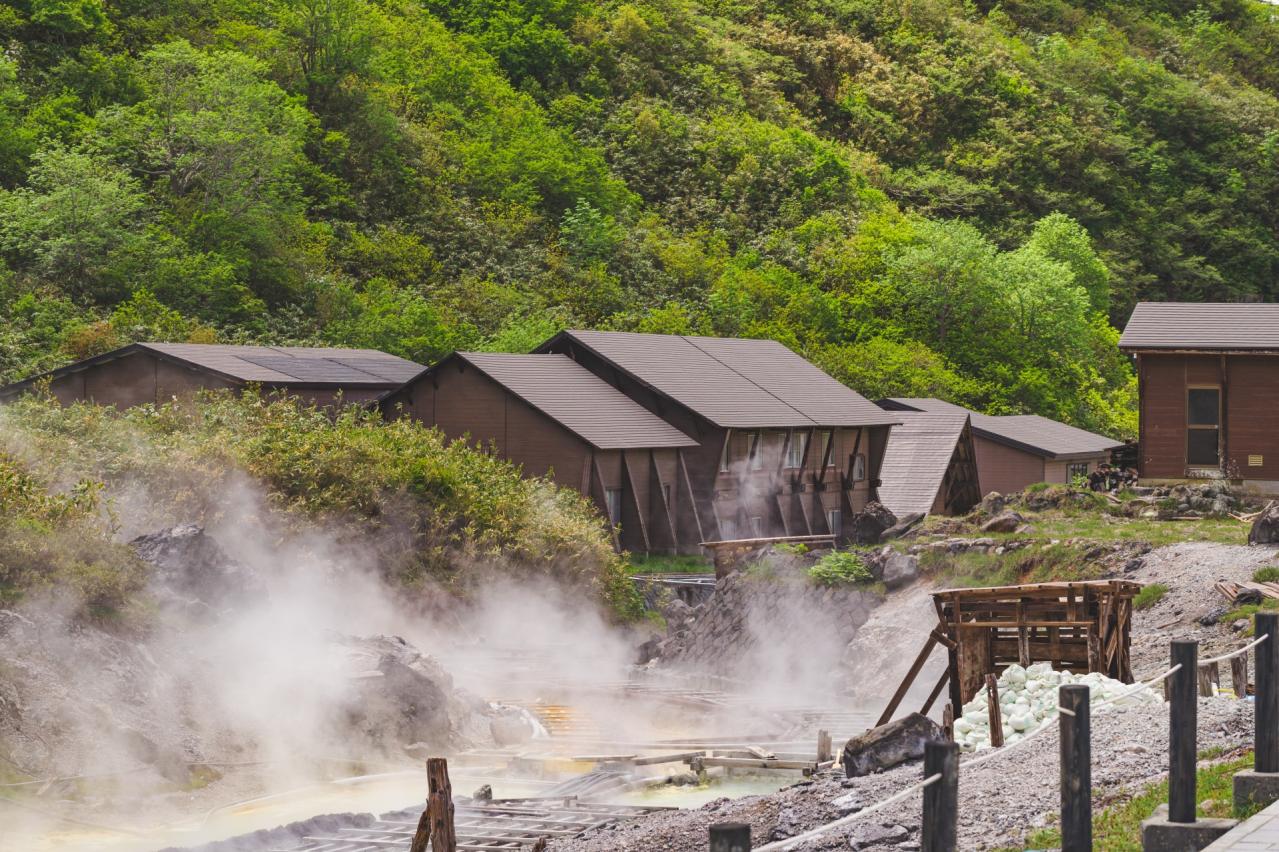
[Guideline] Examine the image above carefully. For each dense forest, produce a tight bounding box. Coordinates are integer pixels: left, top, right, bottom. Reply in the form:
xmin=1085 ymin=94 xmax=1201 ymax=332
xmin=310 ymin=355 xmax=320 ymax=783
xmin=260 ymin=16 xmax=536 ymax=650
xmin=1 ymin=0 xmax=1278 ymax=437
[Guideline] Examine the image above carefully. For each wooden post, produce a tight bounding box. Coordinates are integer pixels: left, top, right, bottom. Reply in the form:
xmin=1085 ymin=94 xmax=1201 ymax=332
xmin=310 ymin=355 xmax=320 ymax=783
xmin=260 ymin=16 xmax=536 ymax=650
xmin=817 ymin=729 xmax=832 ymax=763
xmin=709 ymin=822 xmax=751 ymax=851
xmin=1257 ymin=613 xmax=1279 ymax=773
xmin=1232 ymin=653 xmax=1248 ymax=699
xmin=1169 ymin=640 xmax=1199 ymax=824
xmin=941 ymin=703 xmax=954 ymax=741
xmin=921 ymin=740 xmax=958 ymax=852
xmin=426 ymin=757 xmax=457 ymax=852
xmin=985 ymin=673 xmax=1004 ymax=748
xmin=1059 ymin=684 xmax=1091 ymax=852
xmin=1198 ymin=663 xmax=1215 ymax=697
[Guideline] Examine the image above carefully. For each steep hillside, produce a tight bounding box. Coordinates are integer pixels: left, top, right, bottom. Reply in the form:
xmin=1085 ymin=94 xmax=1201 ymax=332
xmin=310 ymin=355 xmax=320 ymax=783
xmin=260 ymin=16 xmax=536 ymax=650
xmin=1 ymin=0 xmax=1277 ymax=435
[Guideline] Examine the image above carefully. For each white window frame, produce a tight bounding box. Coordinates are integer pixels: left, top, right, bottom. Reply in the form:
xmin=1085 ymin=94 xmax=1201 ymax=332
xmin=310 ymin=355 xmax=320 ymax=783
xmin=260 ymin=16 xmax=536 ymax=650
xmin=748 ymin=431 xmax=764 ymax=471
xmin=827 ymin=509 xmax=842 ymax=536
xmin=604 ymin=487 xmax=622 ymax=524
xmin=785 ymin=430 xmax=806 ymax=469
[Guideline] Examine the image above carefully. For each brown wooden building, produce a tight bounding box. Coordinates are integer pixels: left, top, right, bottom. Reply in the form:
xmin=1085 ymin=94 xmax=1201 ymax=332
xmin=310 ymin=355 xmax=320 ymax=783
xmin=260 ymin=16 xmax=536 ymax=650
xmin=0 ymin=343 xmax=423 ymax=408
xmin=876 ymin=412 xmax=982 ymax=518
xmin=381 ymin=352 xmax=698 ymax=554
xmin=1120 ymin=302 xmax=1279 ymax=486
xmin=534 ymin=330 xmax=900 ymax=547
xmin=878 ymin=399 xmax=1121 ymax=495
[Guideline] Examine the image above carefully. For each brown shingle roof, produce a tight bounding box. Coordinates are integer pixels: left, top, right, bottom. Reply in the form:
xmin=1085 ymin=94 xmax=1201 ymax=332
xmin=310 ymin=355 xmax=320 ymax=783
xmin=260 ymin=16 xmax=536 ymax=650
xmin=877 ymin=413 xmax=970 ymax=517
xmin=453 ymin=353 xmax=697 ymax=450
xmin=547 ymin=330 xmax=899 ymax=428
xmin=1119 ymin=302 xmax=1279 ymax=351
xmin=881 ymin=398 xmax=1121 ymax=459
xmin=0 ymin=343 xmax=423 ymax=399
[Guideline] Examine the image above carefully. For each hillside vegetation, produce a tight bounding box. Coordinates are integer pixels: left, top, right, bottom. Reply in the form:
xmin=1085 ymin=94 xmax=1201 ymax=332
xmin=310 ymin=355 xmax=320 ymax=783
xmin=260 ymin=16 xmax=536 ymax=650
xmin=0 ymin=392 xmax=641 ymax=619
xmin=1 ymin=0 xmax=1278 ymax=435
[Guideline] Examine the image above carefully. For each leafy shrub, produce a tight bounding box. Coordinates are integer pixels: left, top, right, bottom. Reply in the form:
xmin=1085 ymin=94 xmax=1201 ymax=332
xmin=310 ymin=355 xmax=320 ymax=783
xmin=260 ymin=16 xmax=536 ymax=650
xmin=1253 ymin=567 xmax=1279 ymax=584
xmin=808 ymin=550 xmax=871 ymax=587
xmin=1134 ymin=582 xmax=1170 ymax=611
xmin=1 ymin=393 xmax=643 ymax=621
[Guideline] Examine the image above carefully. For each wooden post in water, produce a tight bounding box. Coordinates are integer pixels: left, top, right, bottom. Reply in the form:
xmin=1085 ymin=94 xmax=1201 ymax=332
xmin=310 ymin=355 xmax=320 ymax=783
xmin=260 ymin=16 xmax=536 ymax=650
xmin=709 ymin=822 xmax=751 ymax=851
xmin=1232 ymin=653 xmax=1249 ymax=699
xmin=985 ymin=673 xmax=1004 ymax=748
xmin=817 ymin=729 xmax=832 ymax=763
xmin=1257 ymin=613 xmax=1279 ymax=773
xmin=1058 ymin=684 xmax=1091 ymax=852
xmin=427 ymin=757 xmax=457 ymax=852
xmin=921 ymin=740 xmax=958 ymax=852
xmin=1169 ymin=639 xmax=1199 ymax=823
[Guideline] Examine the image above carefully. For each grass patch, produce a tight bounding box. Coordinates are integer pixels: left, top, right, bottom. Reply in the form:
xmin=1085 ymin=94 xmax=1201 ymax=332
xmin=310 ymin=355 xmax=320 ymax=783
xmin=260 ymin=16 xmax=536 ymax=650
xmin=1253 ymin=566 xmax=1279 ymax=584
xmin=1133 ymin=583 xmax=1169 ymax=611
xmin=921 ymin=542 xmax=1105 ymax=589
xmin=629 ymin=554 xmax=713 ymax=575
xmin=1223 ymin=599 xmax=1279 ymax=635
xmin=1019 ymin=751 xmax=1259 ymax=851
xmin=1027 ymin=513 xmax=1244 ymax=547
xmin=808 ymin=550 xmax=872 ymax=587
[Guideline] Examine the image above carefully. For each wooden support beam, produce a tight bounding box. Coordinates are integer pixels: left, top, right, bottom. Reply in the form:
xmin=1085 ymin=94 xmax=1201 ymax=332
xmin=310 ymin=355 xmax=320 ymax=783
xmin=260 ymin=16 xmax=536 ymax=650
xmin=877 ymin=632 xmax=941 ymax=726
xmin=985 ymin=673 xmax=1003 ymax=748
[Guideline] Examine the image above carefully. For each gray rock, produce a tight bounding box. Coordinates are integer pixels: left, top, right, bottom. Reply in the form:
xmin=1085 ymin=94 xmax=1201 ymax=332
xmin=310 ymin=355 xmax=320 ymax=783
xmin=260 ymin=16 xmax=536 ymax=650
xmin=848 ymin=822 xmax=909 ymax=849
xmin=849 ymin=502 xmax=898 ymax=545
xmin=832 ymin=791 xmax=864 ymax=816
xmin=842 ymin=713 xmax=942 ymax=777
xmin=980 ymin=492 xmax=1005 ymax=515
xmin=881 ymin=513 xmax=925 ymax=542
xmin=1250 ymin=501 xmax=1279 ymax=544
xmin=980 ymin=511 xmax=1025 ymax=534
xmin=881 ymin=553 xmax=920 ymax=590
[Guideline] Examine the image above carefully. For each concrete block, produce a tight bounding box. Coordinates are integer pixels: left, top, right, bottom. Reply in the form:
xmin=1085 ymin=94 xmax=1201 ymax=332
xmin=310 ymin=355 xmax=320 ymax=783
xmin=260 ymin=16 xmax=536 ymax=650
xmin=1235 ymin=771 xmax=1279 ymax=814
xmin=1142 ymin=804 xmax=1239 ymax=852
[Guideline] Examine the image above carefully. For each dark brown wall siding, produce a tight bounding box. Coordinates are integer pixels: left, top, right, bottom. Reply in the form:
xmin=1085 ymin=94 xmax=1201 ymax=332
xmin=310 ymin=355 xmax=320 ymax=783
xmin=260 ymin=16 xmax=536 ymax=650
xmin=1224 ymin=356 xmax=1279 ymax=480
xmin=1140 ymin=355 xmax=1190 ymax=478
xmin=47 ymin=351 xmax=237 ymax=408
xmin=974 ymin=437 xmax=1045 ymax=495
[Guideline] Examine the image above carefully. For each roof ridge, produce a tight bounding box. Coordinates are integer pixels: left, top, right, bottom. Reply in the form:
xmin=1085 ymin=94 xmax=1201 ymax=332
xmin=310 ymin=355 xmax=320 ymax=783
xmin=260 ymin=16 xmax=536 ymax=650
xmin=677 ymin=335 xmax=818 ymax=427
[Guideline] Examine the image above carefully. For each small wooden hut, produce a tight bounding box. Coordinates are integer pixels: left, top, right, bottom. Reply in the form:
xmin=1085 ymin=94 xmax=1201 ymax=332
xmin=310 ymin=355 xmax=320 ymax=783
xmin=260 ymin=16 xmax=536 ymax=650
xmin=877 ymin=579 xmax=1141 ymax=728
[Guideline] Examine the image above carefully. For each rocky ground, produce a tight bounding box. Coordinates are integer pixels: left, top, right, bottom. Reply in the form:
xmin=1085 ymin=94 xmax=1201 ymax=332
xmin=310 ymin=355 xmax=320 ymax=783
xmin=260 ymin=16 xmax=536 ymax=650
xmin=551 ymin=698 xmax=1253 ymax=852
xmin=556 ymin=535 xmax=1279 ymax=852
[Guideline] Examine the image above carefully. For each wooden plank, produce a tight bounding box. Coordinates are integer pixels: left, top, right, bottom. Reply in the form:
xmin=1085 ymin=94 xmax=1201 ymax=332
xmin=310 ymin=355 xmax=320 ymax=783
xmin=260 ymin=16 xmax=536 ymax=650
xmin=921 ymin=668 xmax=949 ymax=715
xmin=985 ymin=673 xmax=1003 ymax=748
xmin=877 ymin=632 xmax=941 ymax=726
xmin=695 ymin=757 xmax=819 ymax=771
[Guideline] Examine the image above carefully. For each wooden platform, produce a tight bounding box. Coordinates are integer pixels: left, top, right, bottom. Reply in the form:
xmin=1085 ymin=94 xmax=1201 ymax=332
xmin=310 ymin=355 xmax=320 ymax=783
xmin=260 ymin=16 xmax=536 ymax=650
xmin=877 ymin=579 xmax=1141 ymax=730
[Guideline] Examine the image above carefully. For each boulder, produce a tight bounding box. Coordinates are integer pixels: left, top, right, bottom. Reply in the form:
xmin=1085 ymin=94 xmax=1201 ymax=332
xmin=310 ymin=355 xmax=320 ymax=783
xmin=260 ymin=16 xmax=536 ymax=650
xmin=130 ymin=524 xmax=261 ymax=608
xmin=881 ymin=552 xmax=920 ymax=590
xmin=1250 ymin=501 xmax=1279 ymax=545
xmin=848 ymin=502 xmax=898 ymax=545
xmin=848 ymin=822 xmax=910 ymax=849
xmin=980 ymin=492 xmax=1005 ymax=516
xmin=980 ymin=511 xmax=1025 ymax=534
xmin=842 ymin=712 xmax=942 ymax=777
xmin=880 ymin=513 xmax=925 ymax=542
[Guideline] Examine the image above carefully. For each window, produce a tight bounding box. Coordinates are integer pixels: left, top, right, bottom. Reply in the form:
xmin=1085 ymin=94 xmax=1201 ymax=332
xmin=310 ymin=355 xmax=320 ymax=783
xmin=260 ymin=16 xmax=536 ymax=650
xmin=1068 ymin=462 xmax=1089 ymax=481
xmin=852 ymin=453 xmax=866 ymax=482
xmin=820 ymin=430 xmax=834 ymax=468
xmin=719 ymin=429 xmax=732 ymax=473
xmin=748 ymin=432 xmax=764 ymax=471
xmin=720 ymin=518 xmax=737 ymax=540
xmin=604 ymin=488 xmax=622 ymax=524
xmin=827 ymin=509 xmax=842 ymax=536
xmin=662 ymin=483 xmax=672 ymax=507
xmin=750 ymin=516 xmax=763 ymax=538
xmin=1187 ymin=387 xmax=1221 ymax=467
xmin=785 ymin=431 xmax=806 ymax=469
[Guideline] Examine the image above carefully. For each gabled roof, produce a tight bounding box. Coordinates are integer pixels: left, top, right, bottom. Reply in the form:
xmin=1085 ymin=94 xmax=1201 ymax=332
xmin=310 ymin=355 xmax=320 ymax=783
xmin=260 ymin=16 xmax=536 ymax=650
xmin=539 ymin=330 xmax=899 ymax=429
xmin=1120 ymin=302 xmax=1279 ymax=351
xmin=0 ymin=343 xmax=423 ymax=399
xmin=877 ymin=413 xmax=971 ymax=518
xmin=421 ymin=353 xmax=697 ymax=450
xmin=880 ymin=398 xmax=1122 ymax=460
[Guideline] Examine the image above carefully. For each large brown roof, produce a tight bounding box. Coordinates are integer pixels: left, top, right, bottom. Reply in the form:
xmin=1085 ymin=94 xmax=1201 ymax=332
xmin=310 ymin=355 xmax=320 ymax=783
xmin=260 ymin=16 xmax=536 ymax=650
xmin=449 ymin=353 xmax=697 ymax=450
xmin=1119 ymin=302 xmax=1279 ymax=351
xmin=881 ymin=398 xmax=1121 ymax=460
xmin=877 ymin=413 xmax=970 ymax=517
xmin=544 ymin=330 xmax=899 ymax=429
xmin=0 ymin=343 xmax=422 ymax=398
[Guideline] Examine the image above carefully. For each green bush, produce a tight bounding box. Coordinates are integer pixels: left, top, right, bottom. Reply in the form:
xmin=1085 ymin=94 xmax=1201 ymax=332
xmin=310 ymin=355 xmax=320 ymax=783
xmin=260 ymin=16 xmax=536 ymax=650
xmin=1 ymin=393 xmax=644 ymax=621
xmin=1134 ymin=582 xmax=1170 ymax=611
xmin=808 ymin=550 xmax=872 ymax=587
xmin=1253 ymin=567 xmax=1279 ymax=584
